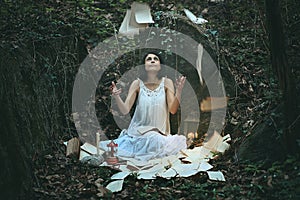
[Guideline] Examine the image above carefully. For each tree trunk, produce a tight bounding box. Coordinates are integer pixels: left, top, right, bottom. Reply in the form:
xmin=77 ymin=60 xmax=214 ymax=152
xmin=265 ymin=0 xmax=299 ymax=153
xmin=0 ymin=36 xmax=82 ymax=198
xmin=0 ymin=48 xmax=35 ymax=199
xmin=238 ymin=0 xmax=299 ymax=162
xmin=0 ymin=95 xmax=33 ymax=199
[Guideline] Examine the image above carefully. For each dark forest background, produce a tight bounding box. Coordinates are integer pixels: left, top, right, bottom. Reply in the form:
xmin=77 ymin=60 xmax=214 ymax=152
xmin=0 ymin=0 xmax=299 ymax=199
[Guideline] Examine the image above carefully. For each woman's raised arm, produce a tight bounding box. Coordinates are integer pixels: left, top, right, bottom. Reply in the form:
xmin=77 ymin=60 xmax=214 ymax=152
xmin=111 ymin=80 xmax=139 ymax=115
xmin=165 ymin=76 xmax=186 ymax=114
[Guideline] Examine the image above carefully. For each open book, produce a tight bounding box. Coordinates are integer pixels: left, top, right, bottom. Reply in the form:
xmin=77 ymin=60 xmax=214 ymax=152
xmin=137 ymin=126 xmax=166 ymax=136
xmin=119 ymin=2 xmax=154 ymax=37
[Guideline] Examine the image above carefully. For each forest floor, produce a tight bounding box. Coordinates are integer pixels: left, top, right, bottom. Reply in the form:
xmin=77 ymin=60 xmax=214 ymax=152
xmin=30 ymin=0 xmax=300 ymax=199
xmin=32 ymin=142 xmax=300 ymax=199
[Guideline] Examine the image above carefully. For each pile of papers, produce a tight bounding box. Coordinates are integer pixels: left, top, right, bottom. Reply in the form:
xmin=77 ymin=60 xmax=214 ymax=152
xmin=102 ymin=131 xmax=230 ymax=192
xmin=65 ymin=131 xmax=231 ymax=193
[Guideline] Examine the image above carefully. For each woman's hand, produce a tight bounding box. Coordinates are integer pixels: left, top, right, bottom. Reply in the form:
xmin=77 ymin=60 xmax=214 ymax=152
xmin=165 ymin=76 xmax=186 ymax=115
xmin=110 ymin=81 xmax=122 ymax=96
xmin=175 ymin=76 xmax=186 ymax=95
xmin=110 ymin=80 xmax=139 ymax=115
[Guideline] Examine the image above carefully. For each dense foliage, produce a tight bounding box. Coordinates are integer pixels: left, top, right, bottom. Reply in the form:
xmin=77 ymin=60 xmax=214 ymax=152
xmin=0 ymin=0 xmax=299 ymax=199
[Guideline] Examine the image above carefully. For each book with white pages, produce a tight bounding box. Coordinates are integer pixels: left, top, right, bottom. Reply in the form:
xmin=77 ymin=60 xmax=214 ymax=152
xmin=137 ymin=126 xmax=166 ymax=136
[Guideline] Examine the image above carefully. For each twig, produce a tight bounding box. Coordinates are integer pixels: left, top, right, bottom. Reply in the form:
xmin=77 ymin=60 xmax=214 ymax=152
xmin=288 ymin=114 xmax=300 ymax=130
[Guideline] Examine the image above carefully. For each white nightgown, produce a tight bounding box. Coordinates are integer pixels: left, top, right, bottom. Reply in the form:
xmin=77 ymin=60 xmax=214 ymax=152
xmin=100 ymin=77 xmax=187 ymax=161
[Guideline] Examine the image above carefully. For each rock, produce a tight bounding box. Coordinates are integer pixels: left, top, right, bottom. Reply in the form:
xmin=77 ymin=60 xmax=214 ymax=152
xmin=81 ymin=155 xmax=105 ymax=166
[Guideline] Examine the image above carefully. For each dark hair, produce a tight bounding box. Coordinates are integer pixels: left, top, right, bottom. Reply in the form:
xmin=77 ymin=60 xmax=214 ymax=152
xmin=139 ymin=51 xmax=165 ymax=81
xmin=142 ymin=51 xmax=164 ymax=65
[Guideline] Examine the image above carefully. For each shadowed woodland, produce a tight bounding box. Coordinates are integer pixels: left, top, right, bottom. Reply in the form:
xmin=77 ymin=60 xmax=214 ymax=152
xmin=0 ymin=0 xmax=300 ymax=199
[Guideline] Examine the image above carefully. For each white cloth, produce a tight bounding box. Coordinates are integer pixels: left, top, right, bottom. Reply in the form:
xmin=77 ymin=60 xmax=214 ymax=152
xmin=100 ymin=77 xmax=187 ymax=161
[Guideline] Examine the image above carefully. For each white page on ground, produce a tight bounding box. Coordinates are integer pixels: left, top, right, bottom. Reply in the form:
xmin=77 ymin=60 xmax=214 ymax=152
xmin=172 ymin=163 xmax=199 ymax=172
xmin=100 ymin=162 xmax=108 ymax=167
xmin=137 ymin=170 xmax=162 ymax=180
xmin=137 ymin=164 xmax=165 ymax=180
xmin=181 ymin=157 xmax=194 ymax=163
xmin=223 ymin=134 xmax=231 ymax=142
xmin=182 ymin=146 xmax=213 ymax=158
xmin=176 ymin=168 xmax=199 ymax=177
xmin=182 ymin=148 xmax=210 ymax=162
xmin=203 ymin=131 xmax=223 ymax=152
xmin=161 ymin=155 xmax=180 ymax=167
xmin=149 ymin=154 xmax=180 ymax=167
xmin=106 ymin=180 xmax=124 ymax=193
xmin=171 ymin=162 xmax=200 ymax=177
xmin=216 ymin=142 xmax=230 ymax=153
xmin=158 ymin=168 xmax=177 ymax=179
xmin=119 ymin=165 xmax=131 ymax=172
xmin=79 ymin=150 xmax=91 ymax=161
xmin=198 ymin=162 xmax=213 ymax=172
xmin=137 ymin=171 xmax=156 ymax=180
xmin=207 ymin=171 xmax=226 ymax=181
xmin=138 ymin=164 xmax=164 ymax=174
xmin=111 ymin=171 xmax=131 ymax=180
xmin=126 ymin=158 xmax=152 ymax=167
xmin=198 ymin=146 xmax=215 ymax=159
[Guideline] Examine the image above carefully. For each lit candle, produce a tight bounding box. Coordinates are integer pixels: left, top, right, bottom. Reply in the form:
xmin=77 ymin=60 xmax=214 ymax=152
xmin=187 ymin=132 xmax=194 ymax=139
xmin=96 ymin=131 xmax=100 ymax=155
xmin=194 ymin=132 xmax=198 ymax=139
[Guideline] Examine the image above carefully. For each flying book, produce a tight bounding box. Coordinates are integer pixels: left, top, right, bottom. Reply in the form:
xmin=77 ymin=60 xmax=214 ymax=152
xmin=200 ymin=97 xmax=228 ymax=112
xmin=119 ymin=2 xmax=154 ymax=37
xmin=183 ymin=8 xmax=208 ymax=25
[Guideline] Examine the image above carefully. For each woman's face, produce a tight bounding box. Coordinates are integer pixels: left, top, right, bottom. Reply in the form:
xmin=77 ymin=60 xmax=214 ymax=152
xmin=144 ymin=53 xmax=161 ymax=72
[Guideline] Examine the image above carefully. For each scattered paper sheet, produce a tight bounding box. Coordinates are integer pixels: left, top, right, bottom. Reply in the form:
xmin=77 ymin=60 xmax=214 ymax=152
xmin=65 ymin=131 xmax=231 ymax=193
xmin=181 ymin=146 xmax=214 ymax=163
xmin=216 ymin=142 xmax=230 ymax=153
xmin=137 ymin=164 xmax=165 ymax=180
xmin=202 ymin=131 xmax=231 ymax=154
xmin=207 ymin=171 xmax=226 ymax=181
xmin=63 ymin=141 xmax=104 ymax=161
xmin=106 ymin=180 xmax=124 ymax=193
xmin=79 ymin=150 xmax=91 ymax=161
xmin=119 ymin=165 xmax=131 ymax=172
xmin=132 ymin=2 xmax=154 ymax=24
xmin=126 ymin=157 xmax=153 ymax=168
xmin=81 ymin=142 xmax=104 ymax=155
xmin=198 ymin=146 xmax=215 ymax=158
xmin=177 ymin=169 xmax=199 ymax=177
xmin=183 ymin=8 xmax=208 ymax=24
xmin=149 ymin=155 xmax=180 ymax=168
xmin=199 ymin=162 xmax=213 ymax=172
xmin=172 ymin=163 xmax=200 ymax=177
xmin=223 ymin=134 xmax=231 ymax=142
xmin=181 ymin=146 xmax=213 ymax=162
xmin=119 ymin=9 xmax=140 ymax=36
xmin=158 ymin=168 xmax=177 ymax=179
xmin=137 ymin=170 xmax=159 ymax=180
xmin=111 ymin=171 xmax=131 ymax=180
xmin=196 ymin=43 xmax=204 ymax=85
